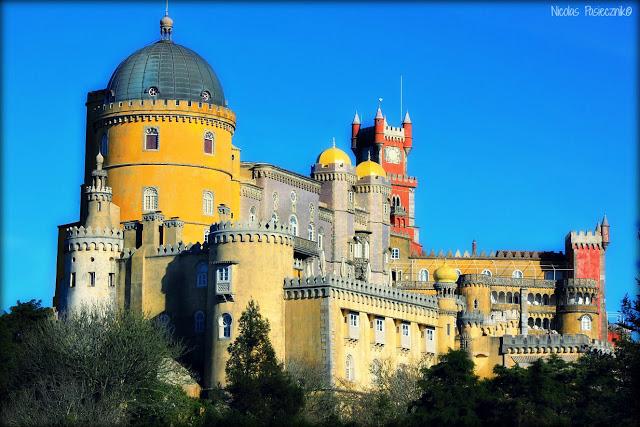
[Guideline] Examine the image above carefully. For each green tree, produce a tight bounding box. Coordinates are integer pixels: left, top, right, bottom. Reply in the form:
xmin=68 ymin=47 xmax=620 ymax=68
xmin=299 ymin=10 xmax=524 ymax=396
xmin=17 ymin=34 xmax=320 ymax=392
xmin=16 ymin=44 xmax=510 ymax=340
xmin=225 ymin=300 xmax=304 ymax=425
xmin=408 ymin=350 xmax=483 ymax=427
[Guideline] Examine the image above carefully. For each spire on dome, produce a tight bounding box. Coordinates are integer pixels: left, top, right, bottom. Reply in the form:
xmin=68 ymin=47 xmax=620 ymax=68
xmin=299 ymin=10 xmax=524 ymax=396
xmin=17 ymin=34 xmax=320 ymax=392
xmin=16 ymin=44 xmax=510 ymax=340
xmin=376 ymin=98 xmax=383 ymax=119
xmin=160 ymin=0 xmax=174 ymax=41
xmin=352 ymin=111 xmax=360 ymax=125
xmin=403 ymin=110 xmax=412 ymax=124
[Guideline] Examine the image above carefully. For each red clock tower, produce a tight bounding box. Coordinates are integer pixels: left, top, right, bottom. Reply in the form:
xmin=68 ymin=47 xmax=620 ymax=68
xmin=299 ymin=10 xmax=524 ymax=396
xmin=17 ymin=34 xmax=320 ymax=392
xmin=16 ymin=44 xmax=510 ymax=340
xmin=351 ymin=106 xmax=422 ymax=255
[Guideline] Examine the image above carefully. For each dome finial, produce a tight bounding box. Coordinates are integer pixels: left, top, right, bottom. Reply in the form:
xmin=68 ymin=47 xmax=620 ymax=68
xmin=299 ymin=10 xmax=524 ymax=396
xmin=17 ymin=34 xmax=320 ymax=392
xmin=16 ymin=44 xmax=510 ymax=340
xmin=96 ymin=152 xmax=104 ymax=170
xmin=332 ymin=137 xmax=336 ymax=148
xmin=367 ymin=151 xmax=371 ymax=161
xmin=160 ymin=0 xmax=173 ymax=41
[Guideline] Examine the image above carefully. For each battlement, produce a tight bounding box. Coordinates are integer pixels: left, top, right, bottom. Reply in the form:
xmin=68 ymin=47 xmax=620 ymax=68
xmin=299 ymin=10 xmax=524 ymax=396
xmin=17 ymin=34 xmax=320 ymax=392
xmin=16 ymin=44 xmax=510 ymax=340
xmin=388 ymin=173 xmax=417 ymax=186
xmin=568 ymin=230 xmax=603 ymax=248
xmin=209 ymin=221 xmax=294 ymax=246
xmin=153 ymin=242 xmax=205 ymax=257
xmin=312 ymin=170 xmax=358 ymax=184
xmin=284 ymin=274 xmax=439 ymax=310
xmin=500 ymin=334 xmax=612 ymax=355
xmin=353 ymin=180 xmax=391 ymax=194
xmin=66 ymin=225 xmax=123 ymax=239
xmin=563 ymin=278 xmax=599 ymax=289
xmin=65 ymin=225 xmax=123 ymax=253
xmin=383 ymin=125 xmax=405 ymax=140
xmin=460 ymin=274 xmax=556 ymax=289
xmin=85 ymin=185 xmax=112 ymax=195
xmin=417 ymin=249 xmax=565 ymax=260
xmin=89 ymin=98 xmax=236 ymax=122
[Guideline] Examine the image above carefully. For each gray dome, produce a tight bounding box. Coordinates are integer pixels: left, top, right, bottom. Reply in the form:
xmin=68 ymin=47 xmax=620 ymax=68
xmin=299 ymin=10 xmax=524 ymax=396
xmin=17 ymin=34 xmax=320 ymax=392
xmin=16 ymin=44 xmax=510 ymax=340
xmin=106 ymin=40 xmax=225 ymax=105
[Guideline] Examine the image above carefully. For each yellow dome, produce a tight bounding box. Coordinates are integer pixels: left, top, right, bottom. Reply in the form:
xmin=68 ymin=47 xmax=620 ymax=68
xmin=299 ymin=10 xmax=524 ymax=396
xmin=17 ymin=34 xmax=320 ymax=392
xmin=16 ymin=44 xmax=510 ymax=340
xmin=355 ymin=160 xmax=386 ymax=179
xmin=434 ymin=264 xmax=458 ymax=283
xmin=317 ymin=147 xmax=352 ymax=167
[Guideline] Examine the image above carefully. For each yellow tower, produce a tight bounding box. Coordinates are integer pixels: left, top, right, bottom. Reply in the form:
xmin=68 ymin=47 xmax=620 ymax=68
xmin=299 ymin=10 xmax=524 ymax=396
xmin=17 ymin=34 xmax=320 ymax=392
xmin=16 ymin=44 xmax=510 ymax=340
xmin=433 ymin=264 xmax=460 ymax=353
xmin=82 ymin=13 xmax=240 ymax=244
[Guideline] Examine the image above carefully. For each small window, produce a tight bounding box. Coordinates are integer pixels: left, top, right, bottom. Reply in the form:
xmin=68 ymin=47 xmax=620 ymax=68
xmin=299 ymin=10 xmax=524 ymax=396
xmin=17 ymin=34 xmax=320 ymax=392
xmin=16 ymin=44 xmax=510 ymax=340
xmin=100 ymin=133 xmax=108 ymax=155
xmin=145 ymin=127 xmax=159 ymax=150
xmin=391 ymin=248 xmax=400 ymax=260
xmin=426 ymin=328 xmax=434 ymax=341
xmin=581 ymin=315 xmax=592 ymax=331
xmin=69 ymin=272 xmax=76 ymax=288
xmin=204 ymin=227 xmax=210 ymax=243
xmin=143 ymin=187 xmax=158 ymax=212
xmin=89 ymin=272 xmax=96 ymax=287
xmin=217 ymin=266 xmax=230 ymax=283
xmin=290 ymin=191 xmax=297 ymax=203
xmin=473 ymin=299 xmax=479 ymax=309
xmin=348 ymin=191 xmax=354 ymax=205
xmin=349 ymin=312 xmax=359 ymax=327
xmin=289 ymin=215 xmax=298 ymax=236
xmin=345 ymin=355 xmax=354 ymax=381
xmin=481 ymin=269 xmax=492 ymax=277
xmin=196 ymin=262 xmax=208 ymax=288
xmin=203 ymin=191 xmax=214 ymax=216
xmin=272 ymin=192 xmax=279 ymax=209
xmin=401 ymin=323 xmax=410 ymax=337
xmin=309 ymin=203 xmax=315 ymax=219
xmin=307 ymin=223 xmax=314 ymax=241
xmin=219 ymin=313 xmax=232 ymax=339
xmin=148 ymin=86 xmax=159 ymax=96
xmin=108 ymin=273 xmax=115 ymax=288
xmin=512 ymin=270 xmax=523 ymax=279
xmin=375 ymin=318 xmax=384 ymax=332
xmin=271 ymin=212 xmax=279 ymax=224
xmin=318 ymin=233 xmax=324 ymax=250
xmin=204 ymin=131 xmax=214 ymax=154
xmin=249 ymin=206 xmax=257 ymax=222
xmin=201 ymin=90 xmax=211 ymax=101
xmin=194 ymin=311 xmax=205 ymax=333
xmin=418 ymin=269 xmax=429 ymax=282
xmin=447 ymin=323 xmax=451 ymax=336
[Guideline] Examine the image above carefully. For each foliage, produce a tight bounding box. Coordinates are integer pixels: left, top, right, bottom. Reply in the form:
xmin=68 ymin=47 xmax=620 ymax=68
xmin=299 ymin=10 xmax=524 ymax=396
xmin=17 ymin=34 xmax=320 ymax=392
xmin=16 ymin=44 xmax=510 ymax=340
xmin=224 ymin=300 xmax=304 ymax=425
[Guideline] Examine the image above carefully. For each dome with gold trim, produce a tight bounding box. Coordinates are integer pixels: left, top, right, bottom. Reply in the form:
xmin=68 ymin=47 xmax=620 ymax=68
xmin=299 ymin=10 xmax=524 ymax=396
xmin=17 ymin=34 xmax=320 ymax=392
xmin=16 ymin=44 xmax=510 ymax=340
xmin=317 ymin=140 xmax=352 ymax=167
xmin=355 ymin=157 xmax=386 ymax=179
xmin=434 ymin=264 xmax=458 ymax=283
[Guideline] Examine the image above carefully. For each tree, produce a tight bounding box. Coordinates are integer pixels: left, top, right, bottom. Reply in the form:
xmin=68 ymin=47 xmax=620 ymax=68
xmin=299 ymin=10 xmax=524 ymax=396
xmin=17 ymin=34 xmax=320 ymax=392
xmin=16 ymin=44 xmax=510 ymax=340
xmin=408 ymin=350 xmax=484 ymax=427
xmin=225 ymin=300 xmax=304 ymax=425
xmin=0 ymin=305 xmax=196 ymax=426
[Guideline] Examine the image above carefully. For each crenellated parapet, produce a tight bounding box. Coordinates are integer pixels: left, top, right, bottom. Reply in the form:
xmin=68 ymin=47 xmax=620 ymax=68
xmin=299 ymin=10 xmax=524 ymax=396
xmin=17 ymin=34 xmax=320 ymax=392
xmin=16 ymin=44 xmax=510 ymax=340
xmin=568 ymin=230 xmax=604 ymax=249
xmin=500 ymin=334 xmax=612 ymax=355
xmin=284 ymin=274 xmax=439 ymax=311
xmin=151 ymin=242 xmax=205 ymax=257
xmin=417 ymin=249 xmax=565 ymax=260
xmin=312 ymin=170 xmax=357 ymax=184
xmin=248 ymin=163 xmax=321 ymax=194
xmin=460 ymin=274 xmax=556 ymax=289
xmin=353 ymin=181 xmax=391 ymax=195
xmin=209 ymin=221 xmax=294 ymax=246
xmin=65 ymin=225 xmax=124 ymax=253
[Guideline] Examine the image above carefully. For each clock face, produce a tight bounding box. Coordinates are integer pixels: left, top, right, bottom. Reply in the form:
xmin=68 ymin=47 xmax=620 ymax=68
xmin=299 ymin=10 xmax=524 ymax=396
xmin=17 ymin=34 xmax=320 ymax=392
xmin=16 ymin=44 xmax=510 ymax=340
xmin=385 ymin=147 xmax=401 ymax=164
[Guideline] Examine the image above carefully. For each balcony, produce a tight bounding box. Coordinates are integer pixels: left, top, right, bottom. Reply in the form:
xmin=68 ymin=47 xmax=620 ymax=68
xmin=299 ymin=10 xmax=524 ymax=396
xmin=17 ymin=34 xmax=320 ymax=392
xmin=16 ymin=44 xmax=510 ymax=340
xmin=293 ymin=236 xmax=319 ymax=257
xmin=215 ymin=280 xmax=232 ymax=300
xmin=391 ymin=206 xmax=407 ymax=216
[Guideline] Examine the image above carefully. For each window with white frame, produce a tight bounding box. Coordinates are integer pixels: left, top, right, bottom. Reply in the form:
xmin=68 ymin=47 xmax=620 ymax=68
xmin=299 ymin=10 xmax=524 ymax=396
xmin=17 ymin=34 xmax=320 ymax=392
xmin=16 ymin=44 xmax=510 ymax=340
xmin=144 ymin=127 xmax=159 ymax=150
xmin=219 ymin=313 xmax=232 ymax=339
xmin=580 ymin=315 xmax=592 ymax=331
xmin=196 ymin=261 xmax=208 ymax=288
xmin=425 ymin=326 xmax=436 ymax=353
xmin=345 ymin=355 xmax=354 ymax=381
xmin=216 ymin=265 xmax=230 ymax=283
xmin=401 ymin=323 xmax=411 ymax=349
xmin=481 ymin=269 xmax=492 ymax=277
xmin=402 ymin=323 xmax=410 ymax=337
xmin=512 ymin=270 xmax=523 ymax=279
xmin=308 ymin=223 xmax=314 ymax=241
xmin=203 ymin=191 xmax=214 ymax=216
xmin=349 ymin=312 xmax=359 ymax=327
xmin=203 ymin=131 xmax=214 ymax=154
xmin=289 ymin=215 xmax=298 ymax=236
xmin=143 ymin=187 xmax=159 ymax=212
xmin=375 ymin=318 xmax=384 ymax=333
xmin=354 ymin=241 xmax=363 ymax=258
xmin=391 ymin=248 xmax=400 ymax=259
xmin=194 ymin=311 xmax=205 ymax=333
xmin=418 ymin=269 xmax=429 ymax=282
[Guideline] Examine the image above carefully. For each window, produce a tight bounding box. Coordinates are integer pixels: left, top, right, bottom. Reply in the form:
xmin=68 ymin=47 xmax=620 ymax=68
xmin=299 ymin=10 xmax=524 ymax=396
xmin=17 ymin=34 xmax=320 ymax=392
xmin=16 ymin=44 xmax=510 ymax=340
xmin=100 ymin=133 xmax=108 ymax=155
xmin=391 ymin=248 xmax=400 ymax=260
xmin=375 ymin=318 xmax=384 ymax=332
xmin=194 ymin=311 xmax=205 ymax=333
xmin=69 ymin=272 xmax=76 ymax=288
xmin=108 ymin=273 xmax=115 ymax=288
xmin=289 ymin=215 xmax=298 ymax=236
xmin=89 ymin=272 xmax=96 ymax=287
xmin=426 ymin=328 xmax=434 ymax=341
xmin=580 ymin=315 xmax=592 ymax=331
xmin=148 ymin=86 xmax=159 ymax=96
xmin=308 ymin=224 xmax=314 ymax=241
xmin=354 ymin=241 xmax=363 ymax=258
xmin=309 ymin=203 xmax=315 ymax=219
xmin=204 ymin=131 xmax=214 ymax=154
xmin=204 ymin=227 xmax=210 ymax=243
xmin=418 ymin=269 xmax=429 ymax=282
xmin=201 ymin=90 xmax=211 ymax=101
xmin=216 ymin=266 xmax=230 ymax=283
xmin=401 ymin=323 xmax=411 ymax=349
xmin=425 ymin=326 xmax=436 ymax=353
xmin=512 ymin=270 xmax=523 ymax=279
xmin=145 ymin=127 xmax=159 ymax=150
xmin=290 ymin=191 xmax=297 ymax=203
xmin=143 ymin=187 xmax=158 ymax=212
xmin=473 ymin=299 xmax=479 ymax=310
xmin=203 ymin=191 xmax=214 ymax=216
xmin=271 ymin=212 xmax=279 ymax=224
xmin=383 ymin=203 xmax=389 ymax=216
xmin=219 ymin=313 xmax=232 ymax=339
xmin=272 ymin=192 xmax=279 ymax=209
xmin=481 ymin=269 xmax=492 ymax=277
xmin=402 ymin=323 xmax=410 ymax=337
xmin=447 ymin=323 xmax=451 ymax=336
xmin=196 ymin=262 xmax=208 ymax=288
xmin=249 ymin=206 xmax=256 ymax=222
xmin=345 ymin=355 xmax=354 ymax=381
xmin=318 ymin=233 xmax=324 ymax=250
xmin=348 ymin=191 xmax=354 ymax=205
xmin=349 ymin=312 xmax=359 ymax=327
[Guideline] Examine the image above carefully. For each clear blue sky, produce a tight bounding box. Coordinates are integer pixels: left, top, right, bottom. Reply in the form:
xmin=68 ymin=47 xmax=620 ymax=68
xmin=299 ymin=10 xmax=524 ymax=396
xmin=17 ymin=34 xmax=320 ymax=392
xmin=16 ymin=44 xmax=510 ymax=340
xmin=1 ymin=2 xmax=637 ymax=314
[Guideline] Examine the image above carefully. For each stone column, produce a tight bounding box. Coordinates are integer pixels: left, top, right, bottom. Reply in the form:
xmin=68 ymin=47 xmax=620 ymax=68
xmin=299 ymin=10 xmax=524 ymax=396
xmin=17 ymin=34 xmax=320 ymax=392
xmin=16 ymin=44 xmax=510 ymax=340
xmin=520 ymin=287 xmax=528 ymax=335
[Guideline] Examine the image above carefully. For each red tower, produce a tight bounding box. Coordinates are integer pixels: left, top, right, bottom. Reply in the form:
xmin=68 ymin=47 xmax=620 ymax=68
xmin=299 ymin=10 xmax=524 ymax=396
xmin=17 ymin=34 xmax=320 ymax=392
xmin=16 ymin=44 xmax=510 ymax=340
xmin=351 ymin=107 xmax=422 ymax=255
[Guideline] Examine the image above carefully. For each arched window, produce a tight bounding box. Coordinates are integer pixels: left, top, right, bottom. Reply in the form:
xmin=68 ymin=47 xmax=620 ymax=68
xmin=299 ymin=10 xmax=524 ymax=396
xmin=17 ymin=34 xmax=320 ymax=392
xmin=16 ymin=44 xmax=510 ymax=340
xmin=491 ymin=291 xmax=498 ymax=304
xmin=203 ymin=191 xmax=214 ymax=216
xmin=498 ymin=292 xmax=506 ymax=303
xmin=543 ymin=318 xmax=550 ymax=330
xmin=204 ymin=131 xmax=214 ymax=154
xmin=584 ymin=294 xmax=591 ymax=305
xmin=145 ymin=127 xmax=159 ymax=150
xmin=100 ymin=133 xmax=108 ymax=155
xmin=308 ymin=224 xmax=314 ymax=241
xmin=309 ymin=203 xmax=315 ymax=220
xmin=543 ymin=294 xmax=549 ymax=305
xmin=512 ymin=270 xmax=523 ymax=279
xmin=194 ymin=311 xmax=205 ymax=333
xmin=345 ymin=355 xmax=354 ymax=381
xmin=196 ymin=261 xmax=208 ymax=288
xmin=219 ymin=313 xmax=232 ymax=339
xmin=481 ymin=269 xmax=492 ymax=277
xmin=364 ymin=241 xmax=370 ymax=259
xmin=271 ymin=212 xmax=279 ymax=224
xmin=249 ymin=206 xmax=257 ymax=222
xmin=289 ymin=215 xmax=298 ymax=236
xmin=290 ymin=191 xmax=297 ymax=212
xmin=581 ymin=315 xmax=592 ymax=331
xmin=535 ymin=293 xmax=542 ymax=305
xmin=528 ymin=317 xmax=534 ymax=327
xmin=143 ymin=187 xmax=158 ymax=212
xmin=272 ymin=192 xmax=279 ymax=210
xmin=507 ymin=292 xmax=513 ymax=303
xmin=418 ymin=269 xmax=429 ymax=282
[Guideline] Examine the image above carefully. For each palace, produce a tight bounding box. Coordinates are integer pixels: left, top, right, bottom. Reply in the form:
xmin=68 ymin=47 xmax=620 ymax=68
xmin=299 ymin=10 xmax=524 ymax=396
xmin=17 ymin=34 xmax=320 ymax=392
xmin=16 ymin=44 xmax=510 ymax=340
xmin=54 ymin=13 xmax=613 ymax=388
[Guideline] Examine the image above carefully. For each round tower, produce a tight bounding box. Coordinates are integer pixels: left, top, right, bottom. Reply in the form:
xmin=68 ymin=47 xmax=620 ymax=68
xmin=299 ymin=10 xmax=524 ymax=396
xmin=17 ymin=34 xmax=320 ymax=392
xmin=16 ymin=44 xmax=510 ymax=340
xmin=61 ymin=154 xmax=123 ymax=313
xmin=433 ymin=264 xmax=460 ymax=352
xmin=557 ymin=278 xmax=599 ymax=340
xmin=204 ymin=221 xmax=294 ymax=387
xmin=83 ymin=13 xmax=239 ymax=244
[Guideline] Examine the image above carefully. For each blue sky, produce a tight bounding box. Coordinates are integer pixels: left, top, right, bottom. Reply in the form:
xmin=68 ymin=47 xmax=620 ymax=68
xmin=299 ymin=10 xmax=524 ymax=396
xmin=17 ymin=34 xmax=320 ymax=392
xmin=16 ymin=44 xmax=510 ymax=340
xmin=1 ymin=2 xmax=637 ymax=314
